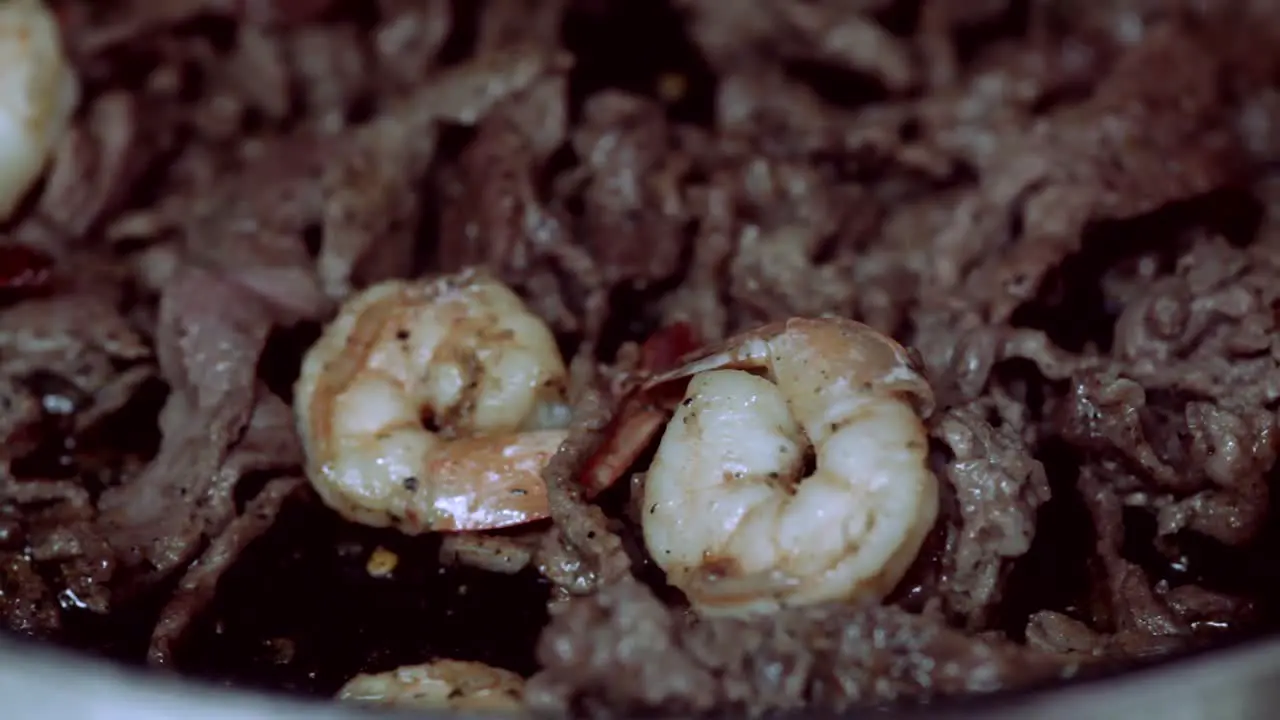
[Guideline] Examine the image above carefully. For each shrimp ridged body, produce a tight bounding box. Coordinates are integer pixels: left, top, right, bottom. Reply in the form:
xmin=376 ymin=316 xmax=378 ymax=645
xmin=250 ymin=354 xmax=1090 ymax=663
xmin=294 ymin=270 xmax=571 ymax=532
xmin=640 ymin=317 xmax=939 ymax=616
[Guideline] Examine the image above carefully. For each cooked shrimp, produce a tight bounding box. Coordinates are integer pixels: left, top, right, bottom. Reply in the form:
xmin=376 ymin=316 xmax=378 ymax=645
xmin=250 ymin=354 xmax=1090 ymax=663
xmin=337 ymin=659 xmax=526 ymax=712
xmin=294 ymin=269 xmax=573 ymax=533
xmin=634 ymin=317 xmax=940 ymax=616
xmin=0 ymin=0 xmax=78 ymax=220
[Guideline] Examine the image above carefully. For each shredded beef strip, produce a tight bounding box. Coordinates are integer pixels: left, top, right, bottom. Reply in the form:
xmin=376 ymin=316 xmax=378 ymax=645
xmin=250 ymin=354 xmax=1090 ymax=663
xmin=96 ymin=265 xmax=277 ymax=583
xmin=534 ymin=382 xmax=631 ymax=598
xmin=89 ymin=266 xmax=309 ymax=666
xmin=148 ymin=474 xmax=304 ymax=665
xmin=932 ymin=400 xmax=1051 ymax=628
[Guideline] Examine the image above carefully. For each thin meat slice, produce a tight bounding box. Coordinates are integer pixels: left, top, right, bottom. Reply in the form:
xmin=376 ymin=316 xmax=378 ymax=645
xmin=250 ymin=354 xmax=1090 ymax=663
xmin=98 ymin=266 xmax=307 ymax=663
xmin=148 ymin=475 xmax=304 ymax=666
xmin=96 ymin=265 xmax=273 ymax=585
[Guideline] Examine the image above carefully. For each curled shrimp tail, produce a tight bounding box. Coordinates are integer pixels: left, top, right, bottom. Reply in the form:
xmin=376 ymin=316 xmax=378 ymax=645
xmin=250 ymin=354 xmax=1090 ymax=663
xmin=419 ymin=430 xmax=565 ymax=531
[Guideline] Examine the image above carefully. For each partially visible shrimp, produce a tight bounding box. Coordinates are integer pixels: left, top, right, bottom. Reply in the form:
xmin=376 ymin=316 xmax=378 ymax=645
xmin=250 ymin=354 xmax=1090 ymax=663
xmin=337 ymin=659 xmax=526 ymax=712
xmin=623 ymin=317 xmax=940 ymax=616
xmin=0 ymin=0 xmax=78 ymax=220
xmin=294 ymin=269 xmax=574 ymax=533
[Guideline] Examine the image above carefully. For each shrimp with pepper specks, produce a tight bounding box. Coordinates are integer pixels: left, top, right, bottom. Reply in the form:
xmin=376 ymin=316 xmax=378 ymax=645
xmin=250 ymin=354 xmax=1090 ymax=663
xmin=294 ymin=269 xmax=573 ymax=533
xmin=602 ymin=317 xmax=940 ymax=616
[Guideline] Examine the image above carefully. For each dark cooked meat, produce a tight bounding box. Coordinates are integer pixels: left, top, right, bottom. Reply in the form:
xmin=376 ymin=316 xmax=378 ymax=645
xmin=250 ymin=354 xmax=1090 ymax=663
xmin=527 ymin=579 xmax=1070 ymax=717
xmin=4 ymin=0 xmax=1280 ymax=716
xmin=932 ymin=399 xmax=1051 ymax=628
xmin=96 ymin=266 xmax=278 ymax=580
